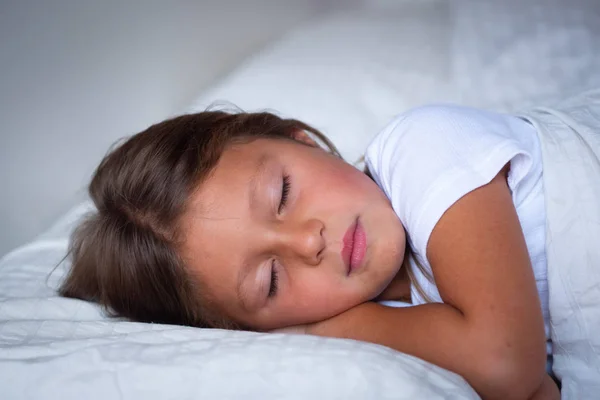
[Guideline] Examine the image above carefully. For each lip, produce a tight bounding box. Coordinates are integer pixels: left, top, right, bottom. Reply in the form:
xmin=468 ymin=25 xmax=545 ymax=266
xmin=342 ymin=217 xmax=367 ymax=275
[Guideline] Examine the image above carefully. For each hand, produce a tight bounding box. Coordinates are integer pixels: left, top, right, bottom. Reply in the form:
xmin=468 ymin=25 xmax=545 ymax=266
xmin=267 ymin=304 xmax=372 ymax=336
xmin=269 ymin=324 xmax=309 ymax=335
xmin=269 ymin=302 xmax=396 ymax=338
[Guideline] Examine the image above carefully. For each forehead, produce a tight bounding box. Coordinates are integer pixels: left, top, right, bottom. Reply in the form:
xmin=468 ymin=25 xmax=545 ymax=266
xmin=178 ymin=141 xmax=271 ymax=297
xmin=188 ymin=137 xmax=306 ymax=214
xmin=183 ymin=145 xmax=261 ymax=244
xmin=190 ymin=140 xmax=268 ymax=210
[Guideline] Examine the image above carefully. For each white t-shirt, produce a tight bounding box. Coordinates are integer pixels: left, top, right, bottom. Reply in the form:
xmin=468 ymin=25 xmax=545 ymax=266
xmin=364 ymin=104 xmax=550 ymax=353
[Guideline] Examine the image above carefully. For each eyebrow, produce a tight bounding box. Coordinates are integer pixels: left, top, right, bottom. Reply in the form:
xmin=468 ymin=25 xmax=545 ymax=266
xmin=236 ymin=154 xmax=271 ymax=312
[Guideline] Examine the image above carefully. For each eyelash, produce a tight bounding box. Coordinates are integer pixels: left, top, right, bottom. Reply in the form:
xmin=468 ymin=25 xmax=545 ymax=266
xmin=268 ymin=260 xmax=279 ymax=298
xmin=278 ymin=175 xmax=291 ymax=214
xmin=269 ymin=174 xmax=289 ymax=298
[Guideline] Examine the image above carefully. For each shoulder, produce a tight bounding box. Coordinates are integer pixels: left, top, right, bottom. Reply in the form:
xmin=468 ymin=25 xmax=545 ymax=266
xmin=367 ymin=104 xmax=518 ymax=153
xmin=365 ymin=104 xmax=535 ymax=258
xmin=365 ymin=104 xmax=534 ymax=179
xmin=364 ymin=104 xmax=519 ymax=190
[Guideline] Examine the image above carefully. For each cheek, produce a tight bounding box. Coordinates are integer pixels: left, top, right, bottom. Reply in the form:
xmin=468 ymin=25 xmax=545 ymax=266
xmin=326 ymin=164 xmax=365 ymax=187
xmin=284 ymin=277 xmax=364 ymax=322
xmin=313 ymin=166 xmax=376 ymax=203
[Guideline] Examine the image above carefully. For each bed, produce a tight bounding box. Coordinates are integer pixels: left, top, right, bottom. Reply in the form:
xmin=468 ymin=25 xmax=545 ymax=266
xmin=2 ymin=1 xmax=600 ymax=398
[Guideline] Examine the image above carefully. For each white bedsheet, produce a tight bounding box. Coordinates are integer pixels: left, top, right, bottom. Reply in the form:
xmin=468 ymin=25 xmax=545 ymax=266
xmin=2 ymin=1 xmax=600 ymax=398
xmin=520 ymin=88 xmax=600 ymax=399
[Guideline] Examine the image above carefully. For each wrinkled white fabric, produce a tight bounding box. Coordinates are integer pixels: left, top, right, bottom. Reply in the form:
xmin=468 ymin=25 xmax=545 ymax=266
xmin=519 ymin=88 xmax=600 ymax=399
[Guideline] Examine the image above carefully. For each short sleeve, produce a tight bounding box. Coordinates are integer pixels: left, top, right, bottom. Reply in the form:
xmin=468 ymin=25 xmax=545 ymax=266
xmin=365 ymin=105 xmax=535 ymax=260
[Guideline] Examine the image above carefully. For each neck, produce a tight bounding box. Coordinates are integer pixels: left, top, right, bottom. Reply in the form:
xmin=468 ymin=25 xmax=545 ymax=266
xmin=373 ymin=261 xmax=412 ymax=303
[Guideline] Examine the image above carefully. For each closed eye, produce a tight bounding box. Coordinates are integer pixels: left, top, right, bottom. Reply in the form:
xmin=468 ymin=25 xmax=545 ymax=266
xmin=268 ymin=260 xmax=279 ymax=297
xmin=278 ymin=174 xmax=291 ymax=214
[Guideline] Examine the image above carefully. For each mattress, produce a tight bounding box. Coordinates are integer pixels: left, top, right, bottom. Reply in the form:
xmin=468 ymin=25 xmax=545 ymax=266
xmin=2 ymin=1 xmax=600 ymax=398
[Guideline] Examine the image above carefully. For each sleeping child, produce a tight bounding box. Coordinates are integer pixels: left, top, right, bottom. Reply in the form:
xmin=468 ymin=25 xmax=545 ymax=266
xmin=59 ymin=89 xmax=600 ymax=399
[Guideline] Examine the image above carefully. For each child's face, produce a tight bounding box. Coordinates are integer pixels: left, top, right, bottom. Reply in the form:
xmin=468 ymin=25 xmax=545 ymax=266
xmin=182 ymin=137 xmax=406 ymax=330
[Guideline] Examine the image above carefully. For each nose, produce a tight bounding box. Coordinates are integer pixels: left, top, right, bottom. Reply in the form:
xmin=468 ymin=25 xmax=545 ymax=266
xmin=276 ymin=218 xmax=325 ymax=265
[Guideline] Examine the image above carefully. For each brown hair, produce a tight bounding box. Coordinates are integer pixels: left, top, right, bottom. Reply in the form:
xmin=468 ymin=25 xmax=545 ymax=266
xmin=59 ymin=110 xmax=340 ymax=329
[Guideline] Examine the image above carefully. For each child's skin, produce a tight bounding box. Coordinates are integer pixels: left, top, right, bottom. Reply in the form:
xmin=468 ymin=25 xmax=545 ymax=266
xmin=181 ymin=132 xmax=558 ymax=400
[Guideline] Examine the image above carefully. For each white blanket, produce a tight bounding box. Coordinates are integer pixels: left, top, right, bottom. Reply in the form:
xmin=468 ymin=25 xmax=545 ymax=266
xmin=520 ymin=89 xmax=600 ymax=399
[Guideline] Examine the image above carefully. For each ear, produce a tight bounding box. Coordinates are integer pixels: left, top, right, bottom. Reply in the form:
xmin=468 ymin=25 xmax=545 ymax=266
xmin=292 ymin=130 xmax=319 ymax=147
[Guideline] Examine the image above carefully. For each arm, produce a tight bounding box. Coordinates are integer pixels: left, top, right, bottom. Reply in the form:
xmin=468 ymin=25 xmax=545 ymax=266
xmin=306 ymin=168 xmax=547 ymax=399
xmin=529 ymin=374 xmax=560 ymax=400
